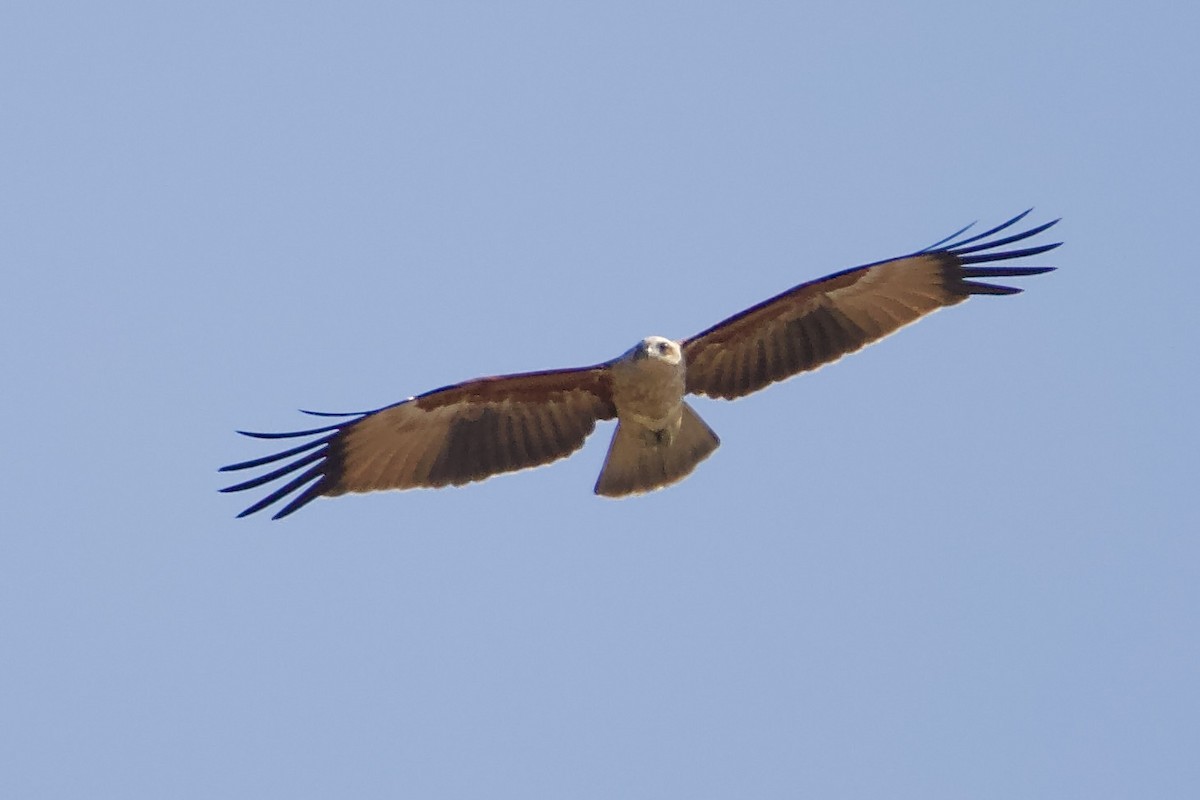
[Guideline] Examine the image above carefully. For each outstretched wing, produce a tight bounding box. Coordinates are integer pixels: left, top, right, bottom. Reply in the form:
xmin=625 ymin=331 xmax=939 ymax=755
xmin=682 ymin=210 xmax=1060 ymax=400
xmin=221 ymin=366 xmax=616 ymax=519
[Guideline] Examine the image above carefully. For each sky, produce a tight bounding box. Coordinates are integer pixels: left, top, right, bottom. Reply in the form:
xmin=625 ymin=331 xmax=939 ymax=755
xmin=3 ymin=2 xmax=1197 ymax=797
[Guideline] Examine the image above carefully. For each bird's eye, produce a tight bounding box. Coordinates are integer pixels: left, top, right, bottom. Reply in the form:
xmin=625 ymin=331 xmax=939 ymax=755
xmin=658 ymin=342 xmax=670 ymax=354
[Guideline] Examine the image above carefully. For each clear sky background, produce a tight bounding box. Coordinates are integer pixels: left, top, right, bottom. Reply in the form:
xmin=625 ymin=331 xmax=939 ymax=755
xmin=3 ymin=2 xmax=1197 ymax=798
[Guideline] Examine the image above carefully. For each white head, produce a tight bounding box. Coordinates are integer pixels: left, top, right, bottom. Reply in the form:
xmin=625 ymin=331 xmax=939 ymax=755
xmin=630 ymin=335 xmax=682 ymax=366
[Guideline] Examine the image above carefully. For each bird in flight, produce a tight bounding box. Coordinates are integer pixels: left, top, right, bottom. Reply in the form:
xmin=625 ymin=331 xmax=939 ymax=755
xmin=222 ymin=210 xmax=1059 ymax=519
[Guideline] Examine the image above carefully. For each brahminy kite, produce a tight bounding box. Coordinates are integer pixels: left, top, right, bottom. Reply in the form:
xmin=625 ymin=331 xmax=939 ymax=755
xmin=222 ymin=211 xmax=1059 ymax=518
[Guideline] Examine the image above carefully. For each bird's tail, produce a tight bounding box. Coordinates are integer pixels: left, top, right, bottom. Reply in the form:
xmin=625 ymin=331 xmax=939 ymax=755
xmin=594 ymin=402 xmax=720 ymax=497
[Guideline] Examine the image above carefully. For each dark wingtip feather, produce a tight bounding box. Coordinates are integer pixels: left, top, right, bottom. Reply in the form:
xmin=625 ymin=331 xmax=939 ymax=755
xmin=299 ymin=408 xmax=372 ymax=418
xmin=219 ymin=436 xmax=333 ymax=473
xmin=959 ymin=241 xmax=1061 ymax=264
xmin=949 ymin=218 xmax=1060 ymax=256
xmin=930 ymin=211 xmax=1060 ymax=296
xmin=233 ymin=463 xmax=327 ymax=519
xmin=961 ymin=265 xmax=1056 ymax=279
xmin=223 ymin=411 xmax=354 ymax=519
xmin=220 ymin=448 xmax=326 ymax=494
xmin=236 ymin=422 xmax=345 ymax=440
xmin=962 ymin=282 xmax=1024 ymax=295
xmin=921 ymin=209 xmax=1035 ymax=254
xmin=923 ymin=220 xmax=977 ymax=252
xmin=271 ymin=479 xmax=329 ymax=519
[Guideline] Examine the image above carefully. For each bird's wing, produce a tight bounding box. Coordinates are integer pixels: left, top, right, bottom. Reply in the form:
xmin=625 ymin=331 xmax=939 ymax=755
xmin=682 ymin=211 xmax=1060 ymax=400
xmin=220 ymin=365 xmax=616 ymax=519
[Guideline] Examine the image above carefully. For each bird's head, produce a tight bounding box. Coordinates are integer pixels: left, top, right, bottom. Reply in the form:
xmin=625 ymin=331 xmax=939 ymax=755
xmin=632 ymin=336 xmax=682 ymax=365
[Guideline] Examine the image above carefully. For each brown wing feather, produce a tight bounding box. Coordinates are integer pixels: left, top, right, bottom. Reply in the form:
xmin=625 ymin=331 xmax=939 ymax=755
xmin=221 ymin=366 xmax=616 ymax=519
xmin=683 ymin=212 xmax=1060 ymax=400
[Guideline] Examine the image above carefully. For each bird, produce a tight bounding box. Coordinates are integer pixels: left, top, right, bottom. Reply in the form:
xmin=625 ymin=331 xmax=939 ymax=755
xmin=221 ymin=210 xmax=1059 ymax=519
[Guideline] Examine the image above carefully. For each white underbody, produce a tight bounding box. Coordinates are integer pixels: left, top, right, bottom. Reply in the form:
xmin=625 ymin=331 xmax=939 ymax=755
xmin=608 ymin=336 xmax=687 ymax=436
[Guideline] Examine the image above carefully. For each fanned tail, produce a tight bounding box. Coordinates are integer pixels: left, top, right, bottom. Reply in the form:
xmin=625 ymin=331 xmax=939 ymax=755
xmin=594 ymin=402 xmax=720 ymax=497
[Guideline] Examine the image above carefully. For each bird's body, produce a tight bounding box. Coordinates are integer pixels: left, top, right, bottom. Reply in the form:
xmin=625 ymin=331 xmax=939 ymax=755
xmin=608 ymin=336 xmax=687 ymax=431
xmin=222 ymin=211 xmax=1061 ymax=519
xmin=596 ymin=336 xmax=719 ymax=497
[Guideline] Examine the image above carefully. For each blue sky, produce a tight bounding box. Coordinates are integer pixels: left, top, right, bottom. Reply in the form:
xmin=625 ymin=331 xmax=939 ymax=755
xmin=3 ymin=2 xmax=1197 ymax=797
